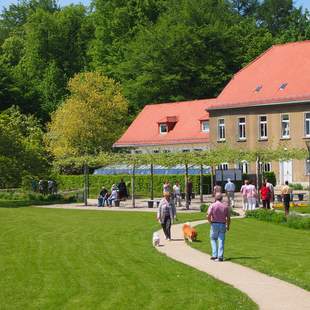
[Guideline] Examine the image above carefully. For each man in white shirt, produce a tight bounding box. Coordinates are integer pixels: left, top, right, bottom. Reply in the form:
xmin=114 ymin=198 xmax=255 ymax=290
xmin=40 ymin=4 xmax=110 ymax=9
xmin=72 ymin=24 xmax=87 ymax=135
xmin=173 ymin=181 xmax=182 ymax=207
xmin=224 ymin=178 xmax=235 ymax=208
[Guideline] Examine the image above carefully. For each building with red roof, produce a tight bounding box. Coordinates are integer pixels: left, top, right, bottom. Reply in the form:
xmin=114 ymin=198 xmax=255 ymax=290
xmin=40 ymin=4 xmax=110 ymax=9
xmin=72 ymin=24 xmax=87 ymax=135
xmin=115 ymin=41 xmax=310 ymax=184
xmin=209 ymin=41 xmax=310 ymax=185
xmin=114 ymin=99 xmax=215 ymax=152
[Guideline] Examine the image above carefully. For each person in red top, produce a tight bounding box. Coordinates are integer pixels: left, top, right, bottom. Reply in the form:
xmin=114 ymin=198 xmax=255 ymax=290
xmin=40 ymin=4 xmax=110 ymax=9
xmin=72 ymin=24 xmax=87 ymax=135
xmin=260 ymin=181 xmax=271 ymax=209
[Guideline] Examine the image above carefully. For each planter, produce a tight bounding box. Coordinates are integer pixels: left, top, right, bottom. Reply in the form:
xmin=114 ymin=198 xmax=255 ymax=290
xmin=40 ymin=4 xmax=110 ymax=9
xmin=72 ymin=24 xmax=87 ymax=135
xmin=276 ymin=194 xmax=282 ymax=202
xmin=191 ymin=192 xmax=195 ymax=199
xmin=114 ymin=200 xmax=120 ymax=207
xmin=147 ymin=200 xmax=154 ymax=208
xmin=298 ymin=194 xmax=304 ymax=201
xmin=181 ymin=192 xmax=185 ymax=199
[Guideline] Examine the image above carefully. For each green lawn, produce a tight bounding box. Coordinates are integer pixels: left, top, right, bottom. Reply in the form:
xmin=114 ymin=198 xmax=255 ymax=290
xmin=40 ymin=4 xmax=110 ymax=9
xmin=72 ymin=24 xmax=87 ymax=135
xmin=191 ymin=218 xmax=310 ymax=291
xmin=0 ymin=207 xmax=257 ymax=310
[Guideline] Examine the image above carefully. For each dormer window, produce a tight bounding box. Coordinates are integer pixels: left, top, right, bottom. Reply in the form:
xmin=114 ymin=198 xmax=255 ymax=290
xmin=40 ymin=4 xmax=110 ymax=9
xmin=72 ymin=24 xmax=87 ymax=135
xmin=159 ymin=123 xmax=168 ymax=134
xmin=279 ymin=83 xmax=288 ymax=91
xmin=255 ymin=85 xmax=262 ymax=92
xmin=201 ymin=120 xmax=209 ymax=133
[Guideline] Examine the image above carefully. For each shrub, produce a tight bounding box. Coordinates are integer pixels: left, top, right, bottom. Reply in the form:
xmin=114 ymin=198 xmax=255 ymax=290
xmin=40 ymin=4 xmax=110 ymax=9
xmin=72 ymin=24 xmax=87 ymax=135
xmin=200 ymin=204 xmax=209 ymax=213
xmin=289 ymin=183 xmax=304 ymax=190
xmin=263 ymin=172 xmax=276 ymax=186
xmin=246 ymin=209 xmax=310 ymax=230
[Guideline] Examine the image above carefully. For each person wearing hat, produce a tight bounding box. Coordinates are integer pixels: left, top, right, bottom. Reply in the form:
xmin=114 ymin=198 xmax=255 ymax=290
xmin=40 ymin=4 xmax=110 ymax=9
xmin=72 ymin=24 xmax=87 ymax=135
xmin=207 ymin=193 xmax=231 ymax=262
xmin=157 ymin=192 xmax=175 ymax=240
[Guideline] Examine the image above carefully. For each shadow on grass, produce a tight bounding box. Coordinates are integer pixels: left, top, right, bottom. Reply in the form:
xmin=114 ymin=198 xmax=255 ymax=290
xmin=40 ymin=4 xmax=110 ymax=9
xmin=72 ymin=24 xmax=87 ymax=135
xmin=0 ymin=200 xmax=76 ymax=209
xmin=225 ymin=256 xmax=262 ymax=261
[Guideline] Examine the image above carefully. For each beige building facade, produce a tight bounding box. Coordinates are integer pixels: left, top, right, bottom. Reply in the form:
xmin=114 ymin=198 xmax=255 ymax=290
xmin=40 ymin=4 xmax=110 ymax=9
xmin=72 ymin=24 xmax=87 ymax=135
xmin=209 ymin=102 xmax=310 ymax=185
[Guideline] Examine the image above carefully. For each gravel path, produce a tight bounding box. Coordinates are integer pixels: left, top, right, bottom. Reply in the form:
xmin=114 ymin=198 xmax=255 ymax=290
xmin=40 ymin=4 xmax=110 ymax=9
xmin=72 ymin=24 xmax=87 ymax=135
xmin=155 ymin=220 xmax=310 ymax=310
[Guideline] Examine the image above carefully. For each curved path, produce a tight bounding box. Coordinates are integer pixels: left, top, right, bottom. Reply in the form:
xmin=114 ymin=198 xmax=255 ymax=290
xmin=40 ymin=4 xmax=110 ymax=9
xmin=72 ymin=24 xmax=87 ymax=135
xmin=155 ymin=220 xmax=310 ymax=310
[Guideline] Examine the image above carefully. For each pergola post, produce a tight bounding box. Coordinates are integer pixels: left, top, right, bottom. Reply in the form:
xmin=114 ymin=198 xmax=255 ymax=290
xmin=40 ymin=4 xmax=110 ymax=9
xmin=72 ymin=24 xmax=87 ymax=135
xmin=131 ymin=164 xmax=136 ymax=208
xmin=200 ymin=164 xmax=203 ymax=203
xmin=306 ymin=141 xmax=310 ymax=206
xmin=185 ymin=163 xmax=189 ymax=210
xmin=83 ymin=163 xmax=89 ymax=206
xmin=150 ymin=163 xmax=154 ymax=201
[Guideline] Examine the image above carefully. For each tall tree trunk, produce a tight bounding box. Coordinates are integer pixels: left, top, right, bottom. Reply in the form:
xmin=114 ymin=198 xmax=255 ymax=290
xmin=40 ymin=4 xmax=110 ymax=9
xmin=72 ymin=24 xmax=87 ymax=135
xmin=200 ymin=164 xmax=203 ymax=203
xmin=131 ymin=164 xmax=135 ymax=208
xmin=210 ymin=166 xmax=214 ymax=195
xmin=150 ymin=163 xmax=154 ymax=201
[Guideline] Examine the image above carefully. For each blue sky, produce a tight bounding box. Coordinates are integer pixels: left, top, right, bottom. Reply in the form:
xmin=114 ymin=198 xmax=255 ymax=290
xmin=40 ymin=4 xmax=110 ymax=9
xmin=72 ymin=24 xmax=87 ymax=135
xmin=1 ymin=0 xmax=310 ymax=10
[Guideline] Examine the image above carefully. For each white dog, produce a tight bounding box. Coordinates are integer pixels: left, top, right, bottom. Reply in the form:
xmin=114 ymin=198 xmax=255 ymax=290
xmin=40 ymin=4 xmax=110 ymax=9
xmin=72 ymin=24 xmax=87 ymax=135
xmin=152 ymin=232 xmax=160 ymax=247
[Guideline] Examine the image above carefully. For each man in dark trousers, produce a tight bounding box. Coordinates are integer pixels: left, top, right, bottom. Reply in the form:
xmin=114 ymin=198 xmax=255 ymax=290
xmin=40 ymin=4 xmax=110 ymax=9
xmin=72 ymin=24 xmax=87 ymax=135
xmin=118 ymin=179 xmax=128 ymax=200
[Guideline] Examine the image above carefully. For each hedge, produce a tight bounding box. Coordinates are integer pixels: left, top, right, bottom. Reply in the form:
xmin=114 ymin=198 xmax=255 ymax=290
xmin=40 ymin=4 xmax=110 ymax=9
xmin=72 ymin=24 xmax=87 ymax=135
xmin=246 ymin=209 xmax=310 ymax=230
xmin=56 ymin=174 xmax=212 ymax=198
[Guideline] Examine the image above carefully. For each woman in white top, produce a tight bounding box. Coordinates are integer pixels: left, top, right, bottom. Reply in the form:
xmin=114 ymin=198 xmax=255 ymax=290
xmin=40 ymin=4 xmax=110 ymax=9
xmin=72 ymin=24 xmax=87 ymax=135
xmin=240 ymin=180 xmax=249 ymax=211
xmin=173 ymin=181 xmax=182 ymax=207
xmin=246 ymin=180 xmax=258 ymax=211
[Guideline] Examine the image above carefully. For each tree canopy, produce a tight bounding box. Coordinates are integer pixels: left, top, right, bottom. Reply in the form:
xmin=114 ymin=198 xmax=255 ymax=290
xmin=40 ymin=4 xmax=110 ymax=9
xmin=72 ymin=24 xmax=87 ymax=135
xmin=46 ymin=72 xmax=128 ymax=158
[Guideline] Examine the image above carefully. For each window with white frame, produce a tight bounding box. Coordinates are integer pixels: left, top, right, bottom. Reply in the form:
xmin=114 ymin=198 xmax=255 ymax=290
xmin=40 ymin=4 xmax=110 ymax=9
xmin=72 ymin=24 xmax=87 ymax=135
xmin=306 ymin=159 xmax=310 ymax=175
xmin=281 ymin=114 xmax=290 ymax=138
xmin=260 ymin=162 xmax=272 ymax=172
xmin=201 ymin=120 xmax=209 ymax=133
xmin=217 ymin=163 xmax=228 ymax=170
xmin=238 ymin=117 xmax=246 ymax=140
xmin=259 ymin=115 xmax=268 ymax=139
xmin=238 ymin=161 xmax=248 ymax=174
xmin=305 ymin=112 xmax=310 ymax=137
xmin=159 ymin=123 xmax=168 ymax=134
xmin=218 ymin=119 xmax=225 ymax=141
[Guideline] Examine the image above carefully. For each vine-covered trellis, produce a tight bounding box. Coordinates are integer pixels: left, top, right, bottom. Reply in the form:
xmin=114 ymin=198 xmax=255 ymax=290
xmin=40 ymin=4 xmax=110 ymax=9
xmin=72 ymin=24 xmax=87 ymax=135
xmin=54 ymin=146 xmax=307 ymax=207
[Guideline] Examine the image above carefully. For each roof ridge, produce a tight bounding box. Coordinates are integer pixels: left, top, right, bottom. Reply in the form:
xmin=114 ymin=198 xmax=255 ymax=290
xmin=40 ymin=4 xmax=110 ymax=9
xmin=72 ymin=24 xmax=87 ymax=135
xmin=144 ymin=98 xmax=215 ymax=108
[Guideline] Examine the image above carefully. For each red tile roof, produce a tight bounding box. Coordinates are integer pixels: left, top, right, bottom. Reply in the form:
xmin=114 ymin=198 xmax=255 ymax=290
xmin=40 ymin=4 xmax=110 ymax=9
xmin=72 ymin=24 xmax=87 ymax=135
xmin=114 ymin=99 xmax=214 ymax=147
xmin=210 ymin=41 xmax=310 ymax=110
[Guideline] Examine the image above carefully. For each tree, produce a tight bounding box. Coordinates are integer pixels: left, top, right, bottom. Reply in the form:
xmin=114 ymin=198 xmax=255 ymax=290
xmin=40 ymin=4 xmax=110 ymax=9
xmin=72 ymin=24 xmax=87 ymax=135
xmin=0 ymin=106 xmax=49 ymax=187
xmin=46 ymin=72 xmax=128 ymax=157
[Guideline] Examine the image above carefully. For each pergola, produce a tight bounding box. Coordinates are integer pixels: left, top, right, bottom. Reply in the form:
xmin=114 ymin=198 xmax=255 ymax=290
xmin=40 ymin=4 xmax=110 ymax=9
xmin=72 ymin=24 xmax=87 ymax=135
xmin=54 ymin=146 xmax=307 ymax=208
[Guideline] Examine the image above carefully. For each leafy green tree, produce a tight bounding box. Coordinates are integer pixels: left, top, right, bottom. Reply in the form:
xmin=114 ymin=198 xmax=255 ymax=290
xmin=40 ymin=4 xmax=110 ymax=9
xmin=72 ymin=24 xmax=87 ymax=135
xmin=114 ymin=0 xmax=250 ymax=112
xmin=46 ymin=72 xmax=128 ymax=157
xmin=0 ymin=106 xmax=49 ymax=187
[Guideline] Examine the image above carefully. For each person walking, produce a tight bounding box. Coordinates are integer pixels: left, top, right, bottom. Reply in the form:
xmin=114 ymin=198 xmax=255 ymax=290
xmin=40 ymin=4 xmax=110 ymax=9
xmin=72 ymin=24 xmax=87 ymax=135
xmin=163 ymin=181 xmax=171 ymax=194
xmin=207 ymin=193 xmax=230 ymax=262
xmin=281 ymin=181 xmax=292 ymax=216
xmin=240 ymin=180 xmax=249 ymax=211
xmin=246 ymin=180 xmax=258 ymax=210
xmin=186 ymin=179 xmax=193 ymax=205
xmin=260 ymin=181 xmax=271 ymax=209
xmin=224 ymin=178 xmax=235 ymax=208
xmin=157 ymin=192 xmax=175 ymax=240
xmin=265 ymin=178 xmax=274 ymax=209
xmin=213 ymin=182 xmax=222 ymax=197
xmin=173 ymin=181 xmax=182 ymax=207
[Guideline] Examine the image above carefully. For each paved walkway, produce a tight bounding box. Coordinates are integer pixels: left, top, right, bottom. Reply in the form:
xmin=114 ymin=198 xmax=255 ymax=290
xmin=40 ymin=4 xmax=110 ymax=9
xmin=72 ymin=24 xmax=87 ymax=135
xmin=155 ymin=220 xmax=310 ymax=310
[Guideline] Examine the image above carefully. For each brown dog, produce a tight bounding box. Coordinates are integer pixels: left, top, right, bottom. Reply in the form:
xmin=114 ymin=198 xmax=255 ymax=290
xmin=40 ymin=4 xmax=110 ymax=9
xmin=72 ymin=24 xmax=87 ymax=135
xmin=183 ymin=223 xmax=197 ymax=242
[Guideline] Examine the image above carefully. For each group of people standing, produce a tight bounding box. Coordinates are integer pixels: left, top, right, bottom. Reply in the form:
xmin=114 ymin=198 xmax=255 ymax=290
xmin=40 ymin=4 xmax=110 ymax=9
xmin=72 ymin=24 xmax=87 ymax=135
xmin=97 ymin=179 xmax=128 ymax=207
xmin=163 ymin=179 xmax=193 ymax=208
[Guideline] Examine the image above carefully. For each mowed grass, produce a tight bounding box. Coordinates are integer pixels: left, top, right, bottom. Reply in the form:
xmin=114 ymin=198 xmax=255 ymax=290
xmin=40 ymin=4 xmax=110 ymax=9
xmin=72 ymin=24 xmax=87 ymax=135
xmin=0 ymin=208 xmax=257 ymax=310
xmin=191 ymin=218 xmax=310 ymax=291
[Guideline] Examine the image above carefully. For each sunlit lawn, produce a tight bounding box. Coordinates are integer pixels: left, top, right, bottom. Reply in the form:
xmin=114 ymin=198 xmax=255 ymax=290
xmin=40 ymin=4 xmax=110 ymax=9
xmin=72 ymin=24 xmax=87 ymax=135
xmin=191 ymin=218 xmax=310 ymax=291
xmin=0 ymin=207 xmax=257 ymax=309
